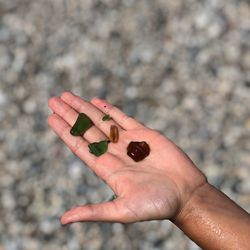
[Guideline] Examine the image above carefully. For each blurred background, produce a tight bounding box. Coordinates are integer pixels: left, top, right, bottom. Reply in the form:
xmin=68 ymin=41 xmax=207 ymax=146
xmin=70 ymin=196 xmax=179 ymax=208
xmin=0 ymin=0 xmax=250 ymax=249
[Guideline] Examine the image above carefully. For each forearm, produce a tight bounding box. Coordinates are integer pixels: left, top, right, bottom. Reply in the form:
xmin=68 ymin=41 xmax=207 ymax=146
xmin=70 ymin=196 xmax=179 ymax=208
xmin=173 ymin=183 xmax=250 ymax=250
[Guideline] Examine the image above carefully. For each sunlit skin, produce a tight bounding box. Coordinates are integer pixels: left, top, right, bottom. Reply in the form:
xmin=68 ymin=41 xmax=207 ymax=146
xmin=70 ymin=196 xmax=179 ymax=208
xmin=48 ymin=91 xmax=206 ymax=224
xmin=48 ymin=92 xmax=250 ymax=250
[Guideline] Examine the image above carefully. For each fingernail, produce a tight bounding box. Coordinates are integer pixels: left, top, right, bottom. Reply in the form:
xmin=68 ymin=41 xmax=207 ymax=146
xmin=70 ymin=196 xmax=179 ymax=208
xmin=60 ymin=217 xmax=68 ymax=225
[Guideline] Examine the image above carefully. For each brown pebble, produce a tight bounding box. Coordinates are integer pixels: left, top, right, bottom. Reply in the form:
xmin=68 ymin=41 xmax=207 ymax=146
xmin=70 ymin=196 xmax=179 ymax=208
xmin=109 ymin=125 xmax=119 ymax=143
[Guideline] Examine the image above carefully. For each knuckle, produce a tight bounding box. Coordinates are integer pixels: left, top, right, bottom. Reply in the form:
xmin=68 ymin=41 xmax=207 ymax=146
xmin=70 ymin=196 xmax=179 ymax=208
xmin=63 ymin=107 xmax=75 ymax=121
xmin=120 ymin=114 xmax=130 ymax=126
xmin=74 ymin=138 xmax=85 ymax=154
xmin=60 ymin=126 xmax=70 ymax=139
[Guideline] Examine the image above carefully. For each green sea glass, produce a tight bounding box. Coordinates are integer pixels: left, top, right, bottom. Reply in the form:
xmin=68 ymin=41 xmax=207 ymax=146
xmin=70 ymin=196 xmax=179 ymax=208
xmin=88 ymin=140 xmax=109 ymax=156
xmin=102 ymin=114 xmax=111 ymax=121
xmin=70 ymin=113 xmax=93 ymax=136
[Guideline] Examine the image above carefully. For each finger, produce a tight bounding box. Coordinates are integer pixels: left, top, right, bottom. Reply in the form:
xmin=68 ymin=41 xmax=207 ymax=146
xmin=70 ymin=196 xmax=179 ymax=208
xmin=61 ymin=200 xmax=133 ymax=224
xmin=48 ymin=96 xmax=106 ymax=142
xmin=48 ymin=113 xmax=95 ymax=165
xmin=60 ymin=91 xmax=124 ymax=136
xmin=47 ymin=113 xmax=124 ymax=180
xmin=91 ymin=97 xmax=144 ymax=130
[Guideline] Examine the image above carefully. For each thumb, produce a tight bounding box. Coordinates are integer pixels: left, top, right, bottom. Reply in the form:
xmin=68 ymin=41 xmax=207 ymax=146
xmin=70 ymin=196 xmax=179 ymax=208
xmin=60 ymin=199 xmax=131 ymax=224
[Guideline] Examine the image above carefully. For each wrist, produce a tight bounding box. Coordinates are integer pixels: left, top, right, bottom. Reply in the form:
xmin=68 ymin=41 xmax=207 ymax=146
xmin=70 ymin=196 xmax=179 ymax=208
xmin=171 ymin=180 xmax=211 ymax=225
xmin=171 ymin=182 xmax=250 ymax=250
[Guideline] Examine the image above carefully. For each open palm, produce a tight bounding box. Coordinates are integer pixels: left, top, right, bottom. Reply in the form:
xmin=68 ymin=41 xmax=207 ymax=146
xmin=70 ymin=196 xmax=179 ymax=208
xmin=48 ymin=92 xmax=206 ymax=224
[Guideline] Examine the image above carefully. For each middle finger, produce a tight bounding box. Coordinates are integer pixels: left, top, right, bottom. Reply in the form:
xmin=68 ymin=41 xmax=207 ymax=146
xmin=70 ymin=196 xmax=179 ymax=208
xmin=48 ymin=96 xmax=106 ymax=143
xmin=60 ymin=92 xmax=124 ymax=136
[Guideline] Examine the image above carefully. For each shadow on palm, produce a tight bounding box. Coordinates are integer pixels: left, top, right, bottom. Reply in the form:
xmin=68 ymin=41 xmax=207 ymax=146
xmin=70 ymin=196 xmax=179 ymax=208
xmin=94 ymin=128 xmax=182 ymax=222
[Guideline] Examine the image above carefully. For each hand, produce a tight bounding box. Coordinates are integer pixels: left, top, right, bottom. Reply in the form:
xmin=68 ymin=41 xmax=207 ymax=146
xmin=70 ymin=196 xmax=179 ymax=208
xmin=48 ymin=92 xmax=207 ymax=224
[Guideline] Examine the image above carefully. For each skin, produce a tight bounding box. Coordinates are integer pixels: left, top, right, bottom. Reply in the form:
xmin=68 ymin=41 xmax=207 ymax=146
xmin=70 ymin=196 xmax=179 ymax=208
xmin=48 ymin=92 xmax=250 ymax=249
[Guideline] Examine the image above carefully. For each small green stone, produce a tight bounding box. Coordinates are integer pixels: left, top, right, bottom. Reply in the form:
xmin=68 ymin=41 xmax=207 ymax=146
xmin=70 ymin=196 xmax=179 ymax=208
xmin=102 ymin=114 xmax=111 ymax=121
xmin=70 ymin=113 xmax=93 ymax=136
xmin=108 ymin=194 xmax=117 ymax=201
xmin=88 ymin=140 xmax=109 ymax=156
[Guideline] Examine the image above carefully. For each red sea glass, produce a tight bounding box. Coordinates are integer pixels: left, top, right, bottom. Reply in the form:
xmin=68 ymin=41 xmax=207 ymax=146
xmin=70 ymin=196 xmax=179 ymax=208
xmin=127 ymin=141 xmax=150 ymax=162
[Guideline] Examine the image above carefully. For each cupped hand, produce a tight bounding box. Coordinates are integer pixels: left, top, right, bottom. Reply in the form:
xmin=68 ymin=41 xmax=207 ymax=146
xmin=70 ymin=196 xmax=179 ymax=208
xmin=48 ymin=92 xmax=207 ymax=224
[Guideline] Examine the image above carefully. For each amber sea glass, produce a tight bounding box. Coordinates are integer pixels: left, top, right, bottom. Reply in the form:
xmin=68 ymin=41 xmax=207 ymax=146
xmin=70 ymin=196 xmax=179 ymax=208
xmin=109 ymin=125 xmax=119 ymax=143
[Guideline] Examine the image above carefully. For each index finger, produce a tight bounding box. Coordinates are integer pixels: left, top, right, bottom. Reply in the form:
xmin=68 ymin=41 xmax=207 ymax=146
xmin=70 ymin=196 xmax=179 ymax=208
xmin=91 ymin=97 xmax=144 ymax=130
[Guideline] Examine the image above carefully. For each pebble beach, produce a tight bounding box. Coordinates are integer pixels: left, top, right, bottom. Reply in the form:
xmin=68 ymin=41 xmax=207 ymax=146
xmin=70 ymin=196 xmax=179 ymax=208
xmin=0 ymin=0 xmax=250 ymax=249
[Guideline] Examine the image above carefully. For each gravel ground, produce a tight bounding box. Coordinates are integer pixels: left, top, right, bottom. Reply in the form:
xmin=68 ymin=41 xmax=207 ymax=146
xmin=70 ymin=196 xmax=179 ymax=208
xmin=0 ymin=0 xmax=250 ymax=249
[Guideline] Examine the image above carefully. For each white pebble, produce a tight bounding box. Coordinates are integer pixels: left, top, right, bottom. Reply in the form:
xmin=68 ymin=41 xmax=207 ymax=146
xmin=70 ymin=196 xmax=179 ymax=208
xmin=125 ymin=86 xmax=138 ymax=99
